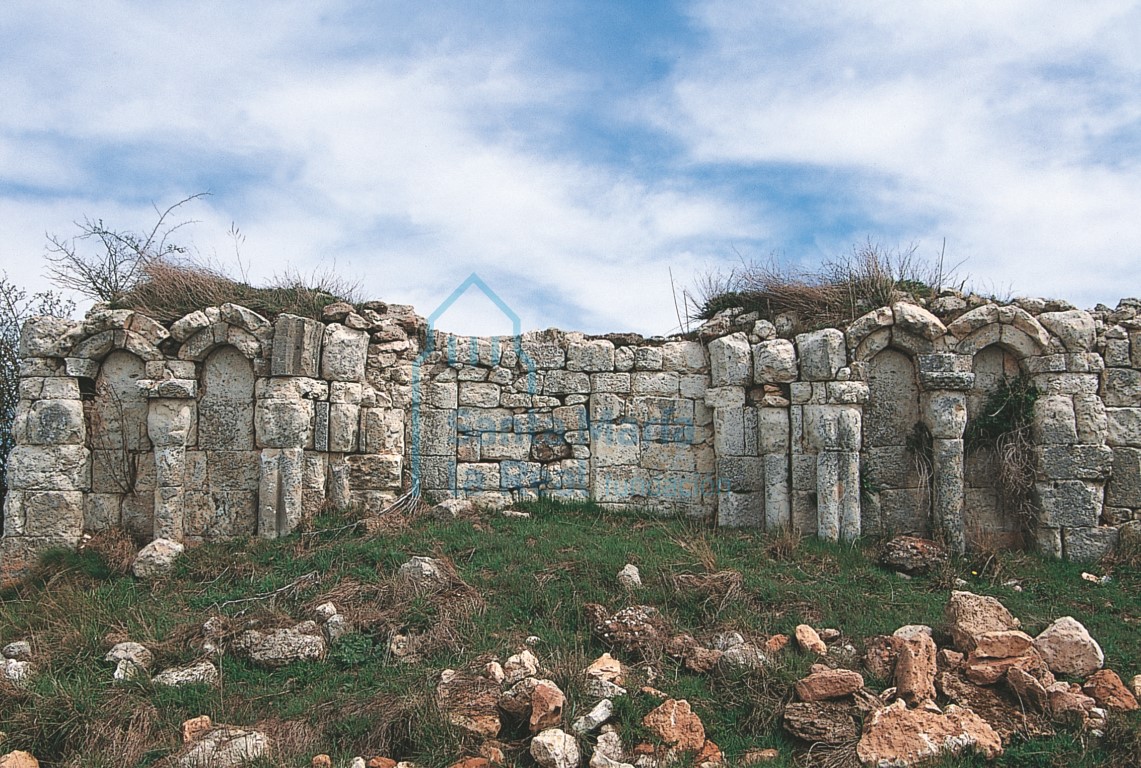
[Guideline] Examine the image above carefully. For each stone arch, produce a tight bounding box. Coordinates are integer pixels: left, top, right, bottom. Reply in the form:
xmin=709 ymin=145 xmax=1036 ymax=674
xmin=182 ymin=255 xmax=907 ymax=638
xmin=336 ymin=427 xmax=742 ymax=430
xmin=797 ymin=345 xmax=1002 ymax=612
xmin=862 ymin=346 xmax=930 ymax=536
xmin=963 ymin=343 xmax=1028 ymax=549
xmin=185 ymin=345 xmax=259 ymax=538
xmin=87 ymin=350 xmax=153 ymax=537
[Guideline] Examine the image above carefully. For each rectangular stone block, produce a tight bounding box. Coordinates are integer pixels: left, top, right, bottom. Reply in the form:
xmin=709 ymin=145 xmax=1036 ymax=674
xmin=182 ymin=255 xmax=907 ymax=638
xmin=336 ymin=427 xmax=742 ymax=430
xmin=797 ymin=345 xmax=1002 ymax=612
xmin=542 ymin=459 xmax=590 ymax=490
xmin=6 ymin=445 xmax=90 ymax=491
xmin=591 ymin=373 xmax=630 ymax=393
xmin=544 ymin=370 xmax=590 ymax=395
xmin=481 ymin=432 xmax=531 ymax=461
xmin=456 ymin=407 xmax=513 ymax=435
xmin=591 ymin=423 xmax=640 ymax=466
xmin=459 ymin=382 xmax=501 ymax=408
xmin=347 ymin=453 xmax=402 ymax=490
xmin=641 ymin=442 xmax=697 ymax=472
xmin=456 ymin=463 xmax=501 ymax=491
xmin=716 ymin=456 xmax=762 ymax=493
xmin=1035 ymin=480 xmax=1101 ymax=528
xmin=1107 ymin=408 xmax=1141 ymax=447
xmin=426 ymin=381 xmax=458 ymax=409
xmin=84 ymin=492 xmax=122 ymax=531
xmin=419 ymin=409 xmax=457 ymax=455
xmin=1105 ymin=368 xmax=1141 ymax=407
xmin=757 ymin=407 xmax=790 ymax=454
xmin=589 ymin=393 xmax=624 ymax=422
xmin=592 ymin=465 xmax=649 ymax=503
xmin=418 ymin=456 xmax=456 ymax=491
xmin=631 ymin=371 xmax=680 ymax=396
xmin=567 ymin=340 xmax=615 ymax=372
xmin=272 ymin=314 xmax=324 ymax=377
xmin=679 ymin=374 xmax=707 ymax=399
xmin=553 ymin=404 xmax=589 ymax=432
xmin=205 ymin=451 xmax=260 ymax=490
xmin=500 ymin=460 xmax=542 ymax=490
xmin=328 ymin=403 xmax=360 ymax=453
xmin=718 ymin=491 xmax=762 ymax=527
xmin=1036 ymin=444 xmax=1113 ymax=480
xmin=714 ymin=407 xmax=746 ymax=456
xmin=763 ymin=453 xmax=791 ymax=531
xmin=1106 ymin=446 xmax=1141 ymax=507
xmin=1064 ymin=526 xmax=1119 ymax=562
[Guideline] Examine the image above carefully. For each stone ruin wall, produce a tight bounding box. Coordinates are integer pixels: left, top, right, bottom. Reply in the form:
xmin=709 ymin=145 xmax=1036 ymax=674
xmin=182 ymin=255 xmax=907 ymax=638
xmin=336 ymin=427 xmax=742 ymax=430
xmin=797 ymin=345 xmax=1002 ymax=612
xmin=4 ymin=293 xmax=1141 ymax=577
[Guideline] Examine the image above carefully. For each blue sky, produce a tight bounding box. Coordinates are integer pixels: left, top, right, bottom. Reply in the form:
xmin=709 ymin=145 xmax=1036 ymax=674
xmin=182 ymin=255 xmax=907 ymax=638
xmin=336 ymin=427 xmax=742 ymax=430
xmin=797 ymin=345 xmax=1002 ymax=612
xmin=2 ymin=1 xmax=1140 ymax=335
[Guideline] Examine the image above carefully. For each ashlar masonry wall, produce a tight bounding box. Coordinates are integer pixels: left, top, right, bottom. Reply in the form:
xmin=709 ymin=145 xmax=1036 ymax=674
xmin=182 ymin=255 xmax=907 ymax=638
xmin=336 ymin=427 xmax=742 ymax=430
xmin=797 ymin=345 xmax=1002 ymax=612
xmin=3 ymin=293 xmax=1141 ymax=578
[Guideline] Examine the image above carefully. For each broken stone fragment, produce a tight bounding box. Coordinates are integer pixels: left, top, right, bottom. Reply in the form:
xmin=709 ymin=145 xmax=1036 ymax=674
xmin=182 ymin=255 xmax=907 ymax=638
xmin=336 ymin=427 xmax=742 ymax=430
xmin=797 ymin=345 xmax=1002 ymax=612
xmin=782 ymin=701 xmax=858 ymax=745
xmin=503 ymin=649 xmax=540 ymax=685
xmin=530 ymin=728 xmax=579 ymax=768
xmin=131 ymin=538 xmax=185 ymax=579
xmin=943 ymin=591 xmax=1020 ymax=653
xmin=616 ymin=564 xmax=642 ymax=590
xmin=856 ymin=700 xmax=1002 ymax=767
xmin=642 ymin=699 xmax=705 ymax=753
xmin=794 ymin=624 xmax=827 ymax=655
xmin=795 ymin=669 xmax=865 ymax=701
xmin=177 ymin=727 xmax=269 ymax=768
xmin=153 ymin=660 xmax=220 ymax=688
xmin=1081 ymin=669 xmax=1139 ymax=711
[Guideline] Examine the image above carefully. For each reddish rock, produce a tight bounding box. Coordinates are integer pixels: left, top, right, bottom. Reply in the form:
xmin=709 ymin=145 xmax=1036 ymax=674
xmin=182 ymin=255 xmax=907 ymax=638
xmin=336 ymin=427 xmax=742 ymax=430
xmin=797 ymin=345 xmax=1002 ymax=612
xmin=863 ymin=635 xmax=903 ymax=681
xmin=939 ymin=669 xmax=1054 ymax=742
xmin=1048 ymin=688 xmax=1097 ymax=725
xmin=695 ymin=740 xmax=723 ymax=767
xmin=181 ymin=715 xmax=213 ymax=743
xmin=1082 ymin=669 xmax=1140 ymax=711
xmin=684 ymin=646 xmax=723 ymax=674
xmin=763 ymin=634 xmax=790 ymax=654
xmin=584 ymin=652 xmax=623 ymax=683
xmin=665 ymin=633 xmax=698 ymax=658
xmin=963 ymin=649 xmax=1052 ymax=687
xmin=478 ymin=743 xmax=506 ymax=765
xmin=642 ymin=699 xmax=705 ymax=753
xmin=529 ymin=680 xmax=566 ymax=733
xmin=857 ymin=700 xmax=1003 ymax=767
xmin=448 ymin=759 xmax=491 ymax=768
xmin=311 ymin=756 xmax=333 ymax=768
xmin=795 ymin=669 xmax=864 ymax=701
xmin=366 ymin=759 xmax=397 ymax=768
xmin=973 ymin=630 xmax=1034 ymax=659
xmin=944 ymin=591 xmax=1020 ymax=652
xmin=794 ymin=624 xmax=827 ymax=655
xmin=436 ymin=669 xmax=501 ymax=738
xmin=741 ymin=748 xmax=780 ymax=764
xmin=937 ymin=649 xmax=964 ymax=671
xmin=1006 ymin=667 xmax=1050 ymax=713
xmin=0 ymin=753 xmax=39 ymax=768
xmin=894 ymin=633 xmax=937 ymax=705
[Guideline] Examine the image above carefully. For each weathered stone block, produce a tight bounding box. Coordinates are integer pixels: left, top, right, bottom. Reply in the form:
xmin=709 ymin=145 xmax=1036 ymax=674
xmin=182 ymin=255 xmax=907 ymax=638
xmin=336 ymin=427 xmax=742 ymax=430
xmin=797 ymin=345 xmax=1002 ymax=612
xmin=922 ymin=391 xmax=966 ymax=439
xmin=758 ymin=407 xmax=790 ymax=454
xmin=84 ymin=492 xmax=122 ymax=530
xmin=763 ymin=453 xmax=791 ymax=530
xmin=1107 ymin=408 xmax=1141 ymax=447
xmin=567 ymin=340 xmax=615 ymax=372
xmin=1106 ymin=447 xmax=1141 ymax=507
xmin=419 ymin=409 xmax=457 ymax=455
xmin=320 ymin=323 xmax=369 ymax=382
xmin=631 ymin=371 xmax=680 ymax=396
xmin=458 ymin=382 xmax=501 ymax=408
xmin=272 ymin=315 xmax=324 ymax=377
xmin=1035 ymin=480 xmax=1102 ymax=528
xmin=1073 ymin=394 xmax=1108 ymax=445
xmin=591 ymin=423 xmax=640 ymax=466
xmin=360 ymin=407 xmax=403 ymax=454
xmin=641 ymin=442 xmax=697 ymax=472
xmin=347 ymin=453 xmax=402 ymax=490
xmin=327 ymin=403 xmax=359 ymax=452
xmin=255 ymin=398 xmax=313 ymax=449
xmin=543 ymin=370 xmax=590 ymax=395
xmin=709 ymin=333 xmax=751 ymax=387
xmin=590 ymin=373 xmax=630 ymax=393
xmin=634 ymin=346 xmax=663 ymax=371
xmin=716 ymin=456 xmax=763 ymax=492
xmin=481 ymin=432 xmax=531 ymax=461
xmin=714 ymin=407 xmax=746 ymax=456
xmin=1036 ymin=444 xmax=1113 ymax=480
xmin=456 ymin=407 xmax=512 ymax=434
xmin=1038 ymin=310 xmax=1095 ymax=352
xmin=892 ymin=302 xmax=946 ymax=340
xmin=661 ymin=341 xmax=706 ymax=372
xmin=456 ymin=463 xmax=501 ymax=491
xmin=521 ymin=341 xmax=565 ymax=369
xmin=500 ymin=460 xmax=542 ymax=489
xmin=20 ymin=398 xmax=85 ymax=445
xmin=20 ymin=315 xmax=75 ymax=358
xmin=1105 ymin=368 xmax=1141 ymax=407
xmin=553 ymin=404 xmax=588 ymax=432
xmin=753 ymin=339 xmax=798 ymax=384
xmin=718 ymin=491 xmax=762 ymax=527
xmin=418 ymin=456 xmax=456 ymax=490
xmin=426 ymin=381 xmax=458 ymax=409
xmin=6 ymin=445 xmax=89 ymax=491
xmin=796 ymin=328 xmax=846 ymax=381
xmin=542 ymin=459 xmax=590 ymax=490
xmin=147 ymin=400 xmax=195 ymax=448
xmin=705 ymin=386 xmax=745 ymax=409
xmin=804 ymin=405 xmax=861 ymax=452
xmin=1064 ymin=527 xmax=1119 ymax=562
xmin=1032 ymin=396 xmax=1078 ymax=445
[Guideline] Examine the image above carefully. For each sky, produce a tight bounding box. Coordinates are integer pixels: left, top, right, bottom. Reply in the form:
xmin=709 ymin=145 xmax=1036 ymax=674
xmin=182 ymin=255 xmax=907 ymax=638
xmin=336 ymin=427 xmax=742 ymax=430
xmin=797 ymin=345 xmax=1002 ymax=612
xmin=1 ymin=1 xmax=1140 ymax=336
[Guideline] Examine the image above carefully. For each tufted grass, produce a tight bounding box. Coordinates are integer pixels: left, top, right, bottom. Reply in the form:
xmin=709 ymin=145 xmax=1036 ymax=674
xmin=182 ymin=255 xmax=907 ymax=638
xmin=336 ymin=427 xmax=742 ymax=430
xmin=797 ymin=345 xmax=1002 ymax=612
xmin=0 ymin=499 xmax=1139 ymax=767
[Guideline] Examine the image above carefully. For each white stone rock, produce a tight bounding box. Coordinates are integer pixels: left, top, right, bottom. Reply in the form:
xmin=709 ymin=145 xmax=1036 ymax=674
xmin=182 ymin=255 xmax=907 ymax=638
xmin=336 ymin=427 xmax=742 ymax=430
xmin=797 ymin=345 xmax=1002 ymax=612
xmin=2 ymin=658 xmax=35 ymax=686
xmin=504 ymin=648 xmax=541 ymax=685
xmin=531 ymin=727 xmax=580 ymax=768
xmin=585 ymin=678 xmax=628 ymax=699
xmin=132 ymin=538 xmax=185 ymax=579
xmin=233 ymin=624 xmax=326 ymax=668
xmin=1033 ymin=616 xmax=1104 ymax=678
xmin=178 ymin=727 xmax=269 ymax=768
xmin=796 ymin=328 xmax=847 ymax=381
xmin=314 ymin=602 xmax=338 ymax=623
xmin=397 ymin=556 xmax=448 ymax=588
xmin=105 ymin=642 xmax=155 ymax=670
xmin=573 ymin=698 xmax=614 ymax=734
xmin=2 ymin=641 xmax=32 ymax=661
xmin=323 ymin=614 xmax=351 ymax=643
xmin=152 ymin=660 xmax=220 ymax=687
xmin=617 ymin=564 xmax=642 ymax=590
xmin=753 ymin=339 xmax=798 ymax=383
xmin=708 ymin=333 xmax=752 ymax=387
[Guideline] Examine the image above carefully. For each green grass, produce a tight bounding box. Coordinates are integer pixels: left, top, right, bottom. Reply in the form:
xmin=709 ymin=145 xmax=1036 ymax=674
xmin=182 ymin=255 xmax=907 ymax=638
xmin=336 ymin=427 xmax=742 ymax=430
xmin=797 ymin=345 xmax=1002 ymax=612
xmin=2 ymin=499 xmax=1140 ymax=767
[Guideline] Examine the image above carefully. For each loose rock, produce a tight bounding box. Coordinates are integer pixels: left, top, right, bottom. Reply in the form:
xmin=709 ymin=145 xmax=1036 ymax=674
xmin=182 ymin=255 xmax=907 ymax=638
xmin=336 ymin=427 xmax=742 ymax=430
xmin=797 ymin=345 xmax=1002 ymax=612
xmin=795 ymin=669 xmax=864 ymax=701
xmin=878 ymin=536 xmax=948 ymax=575
xmin=944 ymin=591 xmax=1020 ymax=652
xmin=1033 ymin=616 xmax=1104 ymax=678
xmin=782 ymin=701 xmax=858 ymax=744
xmin=234 ymin=624 xmax=326 ymax=668
xmin=153 ymin=661 xmax=220 ymax=687
xmin=617 ymin=564 xmax=642 ymax=590
xmin=894 ymin=633 xmax=938 ymax=706
xmin=794 ymin=625 xmax=827 ymax=655
xmin=856 ymin=700 xmax=1002 ymax=767
xmin=436 ymin=669 xmax=501 ymax=738
xmin=0 ymin=752 xmax=39 ymax=768
xmin=1082 ymin=669 xmax=1139 ymax=711
xmin=504 ymin=649 xmax=540 ymax=685
xmin=132 ymin=538 xmax=185 ymax=579
xmin=530 ymin=728 xmax=579 ymax=768
xmin=642 ymin=699 xmax=705 ymax=752
xmin=178 ymin=728 xmax=269 ymax=768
